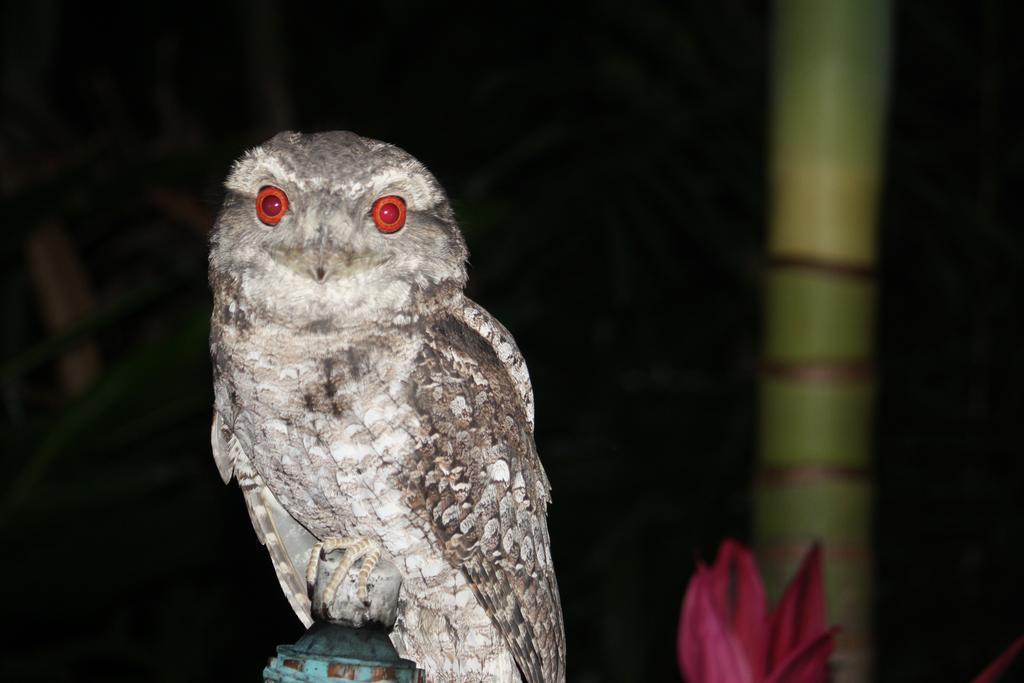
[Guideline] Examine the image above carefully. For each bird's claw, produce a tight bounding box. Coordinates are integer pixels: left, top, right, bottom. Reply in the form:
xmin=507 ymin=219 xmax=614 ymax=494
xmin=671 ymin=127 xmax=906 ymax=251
xmin=306 ymin=536 xmax=382 ymax=610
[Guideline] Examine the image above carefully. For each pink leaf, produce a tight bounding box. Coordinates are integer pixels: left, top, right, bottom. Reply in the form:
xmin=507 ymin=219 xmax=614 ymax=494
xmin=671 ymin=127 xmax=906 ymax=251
xmin=767 ymin=543 xmax=827 ymax=672
xmin=678 ymin=563 xmax=708 ymax=681
xmin=764 ymin=628 xmax=836 ymax=683
xmin=970 ymin=636 xmax=1024 ymax=683
xmin=679 ymin=563 xmax=755 ymax=683
xmin=709 ymin=539 xmax=769 ymax=679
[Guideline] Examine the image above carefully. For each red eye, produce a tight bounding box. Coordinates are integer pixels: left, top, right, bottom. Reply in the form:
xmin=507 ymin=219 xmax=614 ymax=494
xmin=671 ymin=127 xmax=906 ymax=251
xmin=256 ymin=186 xmax=289 ymax=225
xmin=372 ymin=195 xmax=406 ymax=233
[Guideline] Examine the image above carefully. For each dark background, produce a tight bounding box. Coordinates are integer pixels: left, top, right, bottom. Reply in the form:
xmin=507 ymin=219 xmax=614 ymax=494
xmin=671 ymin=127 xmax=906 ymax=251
xmin=1 ymin=1 xmax=1021 ymax=680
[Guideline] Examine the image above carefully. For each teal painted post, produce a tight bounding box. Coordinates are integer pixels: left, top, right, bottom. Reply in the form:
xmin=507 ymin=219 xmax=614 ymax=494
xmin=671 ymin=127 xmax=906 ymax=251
xmin=264 ymin=622 xmax=424 ymax=682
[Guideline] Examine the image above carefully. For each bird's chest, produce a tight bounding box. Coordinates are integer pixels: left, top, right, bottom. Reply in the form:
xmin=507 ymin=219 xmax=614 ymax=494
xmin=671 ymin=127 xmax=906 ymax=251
xmin=216 ymin=323 xmax=426 ymax=536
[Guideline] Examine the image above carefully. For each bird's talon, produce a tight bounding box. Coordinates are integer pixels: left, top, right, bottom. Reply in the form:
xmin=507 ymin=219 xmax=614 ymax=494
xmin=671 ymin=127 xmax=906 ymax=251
xmin=307 ymin=537 xmax=382 ymax=613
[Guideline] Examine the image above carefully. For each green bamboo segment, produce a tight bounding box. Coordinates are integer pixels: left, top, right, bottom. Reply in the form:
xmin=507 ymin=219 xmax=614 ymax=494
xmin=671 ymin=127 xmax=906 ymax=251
xmin=755 ymin=479 xmax=872 ymax=546
xmin=759 ymin=378 xmax=874 ymax=467
xmin=764 ymin=270 xmax=876 ymax=361
xmin=757 ymin=1 xmax=890 ymax=682
xmin=771 ymin=163 xmax=883 ymax=264
xmin=771 ymin=0 xmax=890 ymax=264
xmin=772 ymin=1 xmax=889 ymax=171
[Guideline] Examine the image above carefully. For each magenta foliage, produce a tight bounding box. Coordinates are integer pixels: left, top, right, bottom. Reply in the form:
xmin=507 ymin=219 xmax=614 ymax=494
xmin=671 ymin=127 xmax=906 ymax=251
xmin=677 ymin=540 xmax=835 ymax=683
xmin=970 ymin=636 xmax=1023 ymax=683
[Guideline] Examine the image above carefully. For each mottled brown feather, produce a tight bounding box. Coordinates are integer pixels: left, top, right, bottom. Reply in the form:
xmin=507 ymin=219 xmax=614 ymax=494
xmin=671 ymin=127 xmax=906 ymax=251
xmin=401 ymin=312 xmax=565 ymax=683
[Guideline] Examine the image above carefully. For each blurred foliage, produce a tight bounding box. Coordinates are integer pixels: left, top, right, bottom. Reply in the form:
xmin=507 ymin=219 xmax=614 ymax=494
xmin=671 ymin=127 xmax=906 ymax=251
xmin=0 ymin=1 xmax=1020 ymax=681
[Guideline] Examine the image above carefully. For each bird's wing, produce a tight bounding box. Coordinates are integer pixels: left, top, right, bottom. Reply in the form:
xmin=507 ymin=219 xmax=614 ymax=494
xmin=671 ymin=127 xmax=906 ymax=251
xmin=457 ymin=296 xmax=535 ymax=433
xmin=403 ymin=313 xmax=565 ymax=683
xmin=211 ymin=413 xmax=236 ymax=484
xmin=211 ymin=414 xmax=315 ymax=627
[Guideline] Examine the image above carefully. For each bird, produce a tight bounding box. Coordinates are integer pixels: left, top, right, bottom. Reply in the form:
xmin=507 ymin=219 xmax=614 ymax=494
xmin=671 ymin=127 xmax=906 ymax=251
xmin=208 ymin=131 xmax=565 ymax=682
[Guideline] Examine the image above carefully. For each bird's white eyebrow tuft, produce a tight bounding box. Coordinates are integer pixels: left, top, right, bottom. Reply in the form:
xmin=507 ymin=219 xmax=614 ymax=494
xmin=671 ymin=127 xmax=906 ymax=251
xmin=370 ymin=167 xmax=410 ymax=188
xmin=225 ymin=146 xmax=308 ymax=193
xmin=366 ymin=168 xmax=436 ymax=208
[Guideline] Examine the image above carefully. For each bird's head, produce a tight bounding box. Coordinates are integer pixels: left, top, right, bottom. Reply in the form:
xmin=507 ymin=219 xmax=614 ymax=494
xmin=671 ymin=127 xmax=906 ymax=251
xmin=209 ymin=131 xmax=468 ymax=328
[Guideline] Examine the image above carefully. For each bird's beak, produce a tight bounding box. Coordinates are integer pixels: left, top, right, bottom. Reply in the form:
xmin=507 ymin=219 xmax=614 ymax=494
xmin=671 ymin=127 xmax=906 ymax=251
xmin=271 ymin=244 xmax=385 ymax=283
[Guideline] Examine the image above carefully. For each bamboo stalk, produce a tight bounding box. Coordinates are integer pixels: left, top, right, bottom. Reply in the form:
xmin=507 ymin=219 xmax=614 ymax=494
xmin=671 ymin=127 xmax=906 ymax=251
xmin=755 ymin=2 xmax=890 ymax=682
